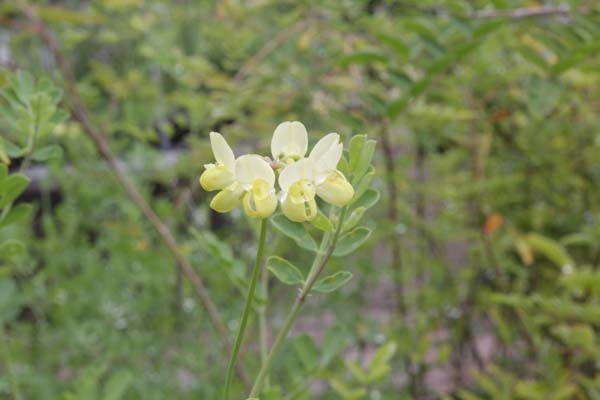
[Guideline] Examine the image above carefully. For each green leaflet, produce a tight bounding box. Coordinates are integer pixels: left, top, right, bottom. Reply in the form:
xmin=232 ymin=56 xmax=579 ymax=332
xmin=312 ymin=271 xmax=353 ymax=293
xmin=267 ymin=256 xmax=304 ymax=285
xmin=333 ymin=227 xmax=372 ymax=257
xmin=270 ymin=213 xmax=318 ymax=252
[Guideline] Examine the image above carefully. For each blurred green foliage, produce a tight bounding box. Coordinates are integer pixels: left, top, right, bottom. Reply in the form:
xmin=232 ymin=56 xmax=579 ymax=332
xmin=2 ymin=0 xmax=600 ymax=399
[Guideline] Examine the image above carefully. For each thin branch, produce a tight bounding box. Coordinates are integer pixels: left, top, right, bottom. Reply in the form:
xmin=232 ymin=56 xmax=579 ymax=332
xmin=20 ymin=5 xmax=251 ymax=390
xmin=473 ymin=5 xmax=571 ymax=20
xmin=378 ymin=123 xmax=405 ymax=314
xmin=593 ymin=245 xmax=600 ymax=268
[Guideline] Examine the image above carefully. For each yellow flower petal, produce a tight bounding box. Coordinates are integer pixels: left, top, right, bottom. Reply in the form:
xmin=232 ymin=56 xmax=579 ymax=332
xmin=316 ymin=171 xmax=354 ymax=207
xmin=281 ymin=180 xmax=317 ymax=222
xmin=271 ymin=121 xmax=308 ymax=160
xmin=243 ymin=179 xmax=277 ymax=218
xmin=308 ymin=132 xmax=339 ymax=164
xmin=278 ymin=158 xmax=314 ymax=192
xmin=235 ymin=154 xmax=275 ymax=187
xmin=210 ymin=182 xmax=244 ymax=213
xmin=199 ymin=164 xmax=235 ymax=191
xmin=314 ymin=142 xmax=343 ymax=179
xmin=210 ymin=132 xmax=235 ymax=171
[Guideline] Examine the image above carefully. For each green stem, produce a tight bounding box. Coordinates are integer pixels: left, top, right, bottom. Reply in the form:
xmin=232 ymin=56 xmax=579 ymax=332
xmin=249 ymin=208 xmax=346 ymax=397
xmin=224 ymin=218 xmax=268 ymax=400
xmin=258 ymin=256 xmax=269 ymax=389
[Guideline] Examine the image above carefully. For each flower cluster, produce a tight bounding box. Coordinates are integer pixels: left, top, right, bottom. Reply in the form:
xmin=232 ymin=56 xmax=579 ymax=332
xmin=199 ymin=121 xmax=355 ymax=221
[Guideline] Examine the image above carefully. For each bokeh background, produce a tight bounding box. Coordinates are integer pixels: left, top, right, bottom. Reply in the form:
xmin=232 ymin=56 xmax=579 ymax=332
xmin=1 ymin=0 xmax=600 ymax=399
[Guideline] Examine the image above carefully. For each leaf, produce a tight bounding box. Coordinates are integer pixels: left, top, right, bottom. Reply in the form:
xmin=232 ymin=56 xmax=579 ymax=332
xmin=472 ymin=20 xmax=505 ymax=37
xmin=0 ymin=137 xmax=9 ymax=165
xmin=76 ymin=364 xmax=108 ymax=399
xmin=11 ymin=70 xmax=34 ymax=105
xmin=342 ymin=207 xmax=365 ymax=232
xmin=352 ymin=139 xmax=376 ymax=184
xmin=516 ymin=45 xmax=548 ymax=70
xmin=330 ymin=379 xmax=367 ymax=400
xmin=560 ymin=271 xmax=600 ymax=293
xmin=526 ymin=76 xmax=561 ymax=118
xmin=551 ymin=324 xmax=596 ymax=355
xmin=312 ymin=271 xmax=353 ymax=293
xmin=348 ymin=134 xmax=366 ymax=172
xmin=310 ymin=211 xmax=333 ymax=232
xmin=369 ymin=342 xmax=397 ymax=372
xmin=513 ymin=233 xmax=534 ymax=266
xmin=367 ymin=364 xmax=391 ymax=383
xmin=103 ymin=370 xmax=133 ymax=400
xmin=267 ymin=256 xmax=304 ymax=285
xmin=386 ymin=97 xmax=410 ymax=118
xmin=321 ymin=325 xmax=352 ymax=367
xmin=292 ymin=334 xmax=319 ymax=371
xmin=270 ymin=214 xmax=317 ymax=252
xmin=525 ymin=233 xmax=575 ymax=269
xmin=333 ymin=227 xmax=372 ymax=257
xmin=0 ymin=278 xmax=20 ymax=323
xmin=31 ymin=144 xmax=63 ymax=162
xmin=551 ymin=41 xmax=600 ymax=75
xmin=561 ymin=232 xmax=594 ymax=248
xmin=48 ymin=109 xmax=69 ymax=125
xmin=404 ymin=20 xmax=440 ymax=48
xmin=0 ymin=239 xmax=26 ymax=259
xmin=5 ymin=141 xmax=25 ymax=158
xmin=387 ymin=40 xmax=485 ymax=118
xmin=0 ymin=173 xmax=30 ymax=208
xmin=352 ymin=168 xmax=375 ymax=202
xmin=339 ymin=50 xmax=387 ymax=67
xmin=0 ymin=203 xmax=33 ymax=229
xmin=345 ymin=360 xmax=369 ymax=384
xmin=337 ymin=153 xmax=349 ymax=176
xmin=376 ymin=33 xmax=409 ymax=58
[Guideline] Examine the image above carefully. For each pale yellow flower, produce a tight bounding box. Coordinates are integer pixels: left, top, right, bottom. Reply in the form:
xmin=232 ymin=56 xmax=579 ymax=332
xmin=278 ymin=133 xmax=354 ymax=222
xmin=199 ymin=132 xmax=236 ymax=191
xmin=271 ymin=121 xmax=308 ymax=163
xmin=235 ymin=155 xmax=277 ymax=219
xmin=201 ymin=133 xmax=277 ymax=218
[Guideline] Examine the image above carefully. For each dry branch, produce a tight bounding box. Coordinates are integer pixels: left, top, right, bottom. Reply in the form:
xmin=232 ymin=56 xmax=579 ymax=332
xmin=473 ymin=5 xmax=571 ymax=20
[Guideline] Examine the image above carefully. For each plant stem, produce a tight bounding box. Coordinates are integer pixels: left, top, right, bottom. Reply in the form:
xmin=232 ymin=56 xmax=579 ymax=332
xmin=224 ymin=218 xmax=268 ymax=400
xmin=258 ymin=257 xmax=269 ymax=389
xmin=249 ymin=208 xmax=346 ymax=397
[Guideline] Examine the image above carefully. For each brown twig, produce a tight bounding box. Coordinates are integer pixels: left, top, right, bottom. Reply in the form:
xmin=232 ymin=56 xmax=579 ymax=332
xmin=21 ymin=5 xmax=251 ymax=389
xmin=593 ymin=245 xmax=600 ymax=269
xmin=472 ymin=5 xmax=571 ymax=20
xmin=378 ymin=123 xmax=405 ymax=314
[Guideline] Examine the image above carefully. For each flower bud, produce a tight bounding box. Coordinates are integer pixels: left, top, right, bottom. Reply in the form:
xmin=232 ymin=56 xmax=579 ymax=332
xmin=316 ymin=171 xmax=354 ymax=207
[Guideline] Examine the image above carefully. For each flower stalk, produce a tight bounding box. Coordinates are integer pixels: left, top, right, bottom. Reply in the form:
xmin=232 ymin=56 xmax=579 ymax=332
xmin=248 ymin=208 xmax=347 ymax=397
xmin=258 ymin=263 xmax=270 ymax=389
xmin=224 ymin=218 xmax=268 ymax=400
